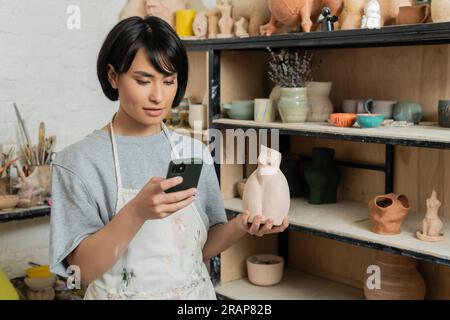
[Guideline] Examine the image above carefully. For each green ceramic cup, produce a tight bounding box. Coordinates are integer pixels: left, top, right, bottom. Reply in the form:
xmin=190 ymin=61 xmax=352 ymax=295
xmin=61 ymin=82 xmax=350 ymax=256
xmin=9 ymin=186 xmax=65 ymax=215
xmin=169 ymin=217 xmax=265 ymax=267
xmin=224 ymin=100 xmax=254 ymax=120
xmin=393 ymin=101 xmax=423 ymax=125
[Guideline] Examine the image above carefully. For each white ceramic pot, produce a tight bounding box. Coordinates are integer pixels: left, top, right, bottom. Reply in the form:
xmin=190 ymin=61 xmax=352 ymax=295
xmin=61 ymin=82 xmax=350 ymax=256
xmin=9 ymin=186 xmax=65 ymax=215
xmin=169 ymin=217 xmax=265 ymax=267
xmin=247 ymin=254 xmax=284 ymax=286
xmin=188 ymin=104 xmax=207 ymax=130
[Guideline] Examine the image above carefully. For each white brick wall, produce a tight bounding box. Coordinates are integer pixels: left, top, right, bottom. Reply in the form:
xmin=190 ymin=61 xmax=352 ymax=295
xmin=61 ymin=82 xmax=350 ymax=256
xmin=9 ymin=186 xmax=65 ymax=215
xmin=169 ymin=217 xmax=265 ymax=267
xmin=0 ymin=0 xmax=126 ymax=279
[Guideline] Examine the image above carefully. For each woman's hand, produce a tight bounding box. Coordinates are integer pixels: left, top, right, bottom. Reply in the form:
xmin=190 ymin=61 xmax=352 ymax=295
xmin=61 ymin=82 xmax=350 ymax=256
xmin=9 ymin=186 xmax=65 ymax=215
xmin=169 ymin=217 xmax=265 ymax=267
xmin=236 ymin=210 xmax=289 ymax=237
xmin=130 ymin=176 xmax=196 ymax=221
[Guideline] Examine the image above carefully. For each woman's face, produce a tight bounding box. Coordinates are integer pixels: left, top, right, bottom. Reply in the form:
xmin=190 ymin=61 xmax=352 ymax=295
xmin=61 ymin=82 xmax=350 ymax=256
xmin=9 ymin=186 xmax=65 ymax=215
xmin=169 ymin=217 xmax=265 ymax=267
xmin=108 ymin=48 xmax=178 ymax=127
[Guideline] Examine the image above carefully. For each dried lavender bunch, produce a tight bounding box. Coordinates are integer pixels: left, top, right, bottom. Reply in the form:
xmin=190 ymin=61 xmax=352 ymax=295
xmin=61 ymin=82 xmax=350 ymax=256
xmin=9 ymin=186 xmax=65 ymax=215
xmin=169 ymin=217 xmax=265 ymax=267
xmin=267 ymin=47 xmax=314 ymax=88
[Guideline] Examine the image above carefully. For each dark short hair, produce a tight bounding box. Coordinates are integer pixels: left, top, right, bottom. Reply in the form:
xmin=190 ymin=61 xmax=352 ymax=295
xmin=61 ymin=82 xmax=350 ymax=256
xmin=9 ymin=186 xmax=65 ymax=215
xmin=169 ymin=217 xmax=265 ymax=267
xmin=97 ymin=16 xmax=188 ymax=107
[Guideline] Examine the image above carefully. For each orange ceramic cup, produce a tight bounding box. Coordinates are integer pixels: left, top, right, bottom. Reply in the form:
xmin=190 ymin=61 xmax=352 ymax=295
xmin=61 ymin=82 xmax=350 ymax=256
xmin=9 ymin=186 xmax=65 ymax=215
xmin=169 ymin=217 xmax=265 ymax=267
xmin=330 ymin=113 xmax=357 ymax=127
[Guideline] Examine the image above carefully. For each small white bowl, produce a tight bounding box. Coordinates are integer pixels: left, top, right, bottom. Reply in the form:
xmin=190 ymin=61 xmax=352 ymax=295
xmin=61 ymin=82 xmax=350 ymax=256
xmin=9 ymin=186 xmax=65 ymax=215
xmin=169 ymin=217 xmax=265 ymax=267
xmin=246 ymin=254 xmax=284 ymax=286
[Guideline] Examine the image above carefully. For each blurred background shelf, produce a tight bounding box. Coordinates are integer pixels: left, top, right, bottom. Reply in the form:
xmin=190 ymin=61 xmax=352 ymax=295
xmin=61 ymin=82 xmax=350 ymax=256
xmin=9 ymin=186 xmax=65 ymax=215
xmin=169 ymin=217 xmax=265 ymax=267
xmin=0 ymin=206 xmax=51 ymax=223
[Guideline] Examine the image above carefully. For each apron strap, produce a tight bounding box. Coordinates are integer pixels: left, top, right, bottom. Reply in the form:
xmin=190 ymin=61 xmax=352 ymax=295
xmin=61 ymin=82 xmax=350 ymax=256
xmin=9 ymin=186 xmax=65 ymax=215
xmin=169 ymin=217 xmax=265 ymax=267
xmin=161 ymin=121 xmax=180 ymax=160
xmin=109 ymin=117 xmax=123 ymax=190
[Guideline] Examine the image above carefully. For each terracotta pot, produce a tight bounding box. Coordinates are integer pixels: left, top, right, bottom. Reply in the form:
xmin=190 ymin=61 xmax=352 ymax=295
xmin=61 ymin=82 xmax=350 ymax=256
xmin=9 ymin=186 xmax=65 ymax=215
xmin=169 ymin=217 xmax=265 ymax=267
xmin=380 ymin=0 xmax=413 ymax=26
xmin=369 ymin=193 xmax=410 ymax=235
xmin=364 ymin=251 xmax=426 ymax=300
xmin=340 ymin=0 xmax=366 ymax=30
xmin=396 ymin=4 xmax=431 ymax=25
xmin=0 ymin=195 xmax=19 ymax=210
xmin=431 ymin=0 xmax=450 ymax=23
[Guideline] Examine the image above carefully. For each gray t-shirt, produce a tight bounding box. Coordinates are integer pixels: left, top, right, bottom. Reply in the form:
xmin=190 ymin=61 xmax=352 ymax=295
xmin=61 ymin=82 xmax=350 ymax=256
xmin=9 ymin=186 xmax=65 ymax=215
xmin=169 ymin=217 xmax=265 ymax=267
xmin=49 ymin=128 xmax=227 ymax=277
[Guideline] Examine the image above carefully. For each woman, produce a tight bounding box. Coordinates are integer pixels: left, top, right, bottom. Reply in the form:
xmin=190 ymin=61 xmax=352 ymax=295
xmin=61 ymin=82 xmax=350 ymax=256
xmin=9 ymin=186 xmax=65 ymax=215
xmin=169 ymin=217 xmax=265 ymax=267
xmin=50 ymin=16 xmax=288 ymax=300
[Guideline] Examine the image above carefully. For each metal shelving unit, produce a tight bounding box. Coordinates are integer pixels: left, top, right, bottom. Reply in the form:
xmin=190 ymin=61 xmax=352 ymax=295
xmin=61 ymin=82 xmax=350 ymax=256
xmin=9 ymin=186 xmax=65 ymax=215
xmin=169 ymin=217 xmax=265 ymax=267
xmin=182 ymin=22 xmax=450 ymax=298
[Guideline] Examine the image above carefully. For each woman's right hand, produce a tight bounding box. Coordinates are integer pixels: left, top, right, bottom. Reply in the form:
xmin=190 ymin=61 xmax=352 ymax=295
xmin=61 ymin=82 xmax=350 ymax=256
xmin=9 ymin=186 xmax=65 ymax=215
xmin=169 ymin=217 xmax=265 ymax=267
xmin=130 ymin=176 xmax=197 ymax=221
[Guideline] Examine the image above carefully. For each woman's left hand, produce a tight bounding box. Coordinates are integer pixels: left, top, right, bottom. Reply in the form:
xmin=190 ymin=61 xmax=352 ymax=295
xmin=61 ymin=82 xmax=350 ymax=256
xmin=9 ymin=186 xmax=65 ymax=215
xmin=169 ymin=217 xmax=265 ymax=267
xmin=237 ymin=210 xmax=289 ymax=237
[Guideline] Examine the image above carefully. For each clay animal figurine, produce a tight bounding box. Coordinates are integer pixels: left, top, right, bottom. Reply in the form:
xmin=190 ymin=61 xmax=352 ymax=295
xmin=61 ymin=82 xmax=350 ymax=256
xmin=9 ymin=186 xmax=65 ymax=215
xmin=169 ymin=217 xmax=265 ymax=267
xmin=217 ymin=0 xmax=234 ymax=38
xmin=261 ymin=0 xmax=344 ymax=36
xmin=119 ymin=0 xmax=147 ymax=20
xmin=361 ymin=0 xmax=381 ymax=29
xmin=193 ymin=11 xmax=208 ymax=39
xmin=416 ymin=190 xmax=445 ymax=242
xmin=234 ymin=17 xmax=249 ymax=38
xmin=145 ymin=0 xmax=188 ymax=28
xmin=14 ymin=163 xmax=43 ymax=208
xmin=228 ymin=0 xmax=271 ymax=36
xmin=242 ymin=145 xmax=290 ymax=226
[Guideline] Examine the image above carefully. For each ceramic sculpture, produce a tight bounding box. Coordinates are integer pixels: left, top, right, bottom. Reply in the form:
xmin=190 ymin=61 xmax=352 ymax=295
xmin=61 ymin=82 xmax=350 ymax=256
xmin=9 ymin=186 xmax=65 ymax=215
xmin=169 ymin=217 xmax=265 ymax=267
xmin=234 ymin=17 xmax=249 ymax=38
xmin=228 ymin=0 xmax=271 ymax=36
xmin=369 ymin=193 xmax=410 ymax=235
xmin=206 ymin=9 xmax=220 ymax=38
xmin=361 ymin=0 xmax=381 ymax=29
xmin=193 ymin=11 xmax=208 ymax=39
xmin=364 ymin=251 xmax=426 ymax=300
xmin=217 ymin=0 xmax=234 ymax=38
xmin=242 ymin=145 xmax=290 ymax=226
xmin=416 ymin=191 xmax=445 ymax=242
xmin=145 ymin=0 xmax=188 ymax=28
xmin=14 ymin=163 xmax=43 ymax=208
xmin=340 ymin=0 xmax=366 ymax=30
xmin=260 ymin=0 xmax=344 ymax=36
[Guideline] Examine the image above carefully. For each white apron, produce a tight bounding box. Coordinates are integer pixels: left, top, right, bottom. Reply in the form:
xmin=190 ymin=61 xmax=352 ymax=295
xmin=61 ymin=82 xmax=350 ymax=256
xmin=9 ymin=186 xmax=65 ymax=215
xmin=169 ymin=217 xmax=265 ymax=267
xmin=84 ymin=120 xmax=216 ymax=300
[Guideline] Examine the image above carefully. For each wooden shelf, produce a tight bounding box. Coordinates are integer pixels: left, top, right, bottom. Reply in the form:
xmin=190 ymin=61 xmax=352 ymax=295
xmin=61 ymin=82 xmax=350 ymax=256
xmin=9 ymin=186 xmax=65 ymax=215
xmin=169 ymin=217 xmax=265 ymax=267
xmin=224 ymin=197 xmax=450 ymax=267
xmin=213 ymin=119 xmax=450 ymax=149
xmin=0 ymin=205 xmax=51 ymax=223
xmin=183 ymin=22 xmax=450 ymax=51
xmin=215 ymin=268 xmax=364 ymax=300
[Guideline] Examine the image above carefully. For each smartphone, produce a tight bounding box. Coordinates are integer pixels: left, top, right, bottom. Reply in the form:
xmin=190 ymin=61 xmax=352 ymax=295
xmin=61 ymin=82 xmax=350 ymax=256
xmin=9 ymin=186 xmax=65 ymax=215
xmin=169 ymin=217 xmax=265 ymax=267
xmin=165 ymin=158 xmax=203 ymax=193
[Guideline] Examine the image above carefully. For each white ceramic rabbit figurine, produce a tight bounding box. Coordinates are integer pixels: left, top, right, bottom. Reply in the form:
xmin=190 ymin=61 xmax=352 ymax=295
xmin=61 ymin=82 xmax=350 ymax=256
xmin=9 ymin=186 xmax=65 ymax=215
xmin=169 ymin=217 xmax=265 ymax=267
xmin=242 ymin=145 xmax=290 ymax=226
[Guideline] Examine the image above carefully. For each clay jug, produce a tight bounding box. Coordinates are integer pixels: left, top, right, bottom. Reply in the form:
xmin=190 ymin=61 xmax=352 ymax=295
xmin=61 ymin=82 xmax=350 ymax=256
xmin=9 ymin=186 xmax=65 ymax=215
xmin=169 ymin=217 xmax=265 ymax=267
xmin=304 ymin=148 xmax=340 ymax=204
xmin=306 ymin=82 xmax=333 ymax=122
xmin=364 ymin=251 xmax=426 ymax=300
xmin=340 ymin=0 xmax=366 ymax=30
xmin=431 ymin=0 xmax=450 ymax=23
xmin=379 ymin=0 xmax=413 ymax=26
xmin=369 ymin=193 xmax=410 ymax=235
xmin=242 ymin=145 xmax=290 ymax=226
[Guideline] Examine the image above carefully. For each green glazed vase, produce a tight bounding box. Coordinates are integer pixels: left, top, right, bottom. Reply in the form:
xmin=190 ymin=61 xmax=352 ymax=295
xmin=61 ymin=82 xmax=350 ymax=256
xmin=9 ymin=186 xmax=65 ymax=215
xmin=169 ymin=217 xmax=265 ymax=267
xmin=305 ymin=148 xmax=340 ymax=204
xmin=278 ymin=87 xmax=310 ymax=123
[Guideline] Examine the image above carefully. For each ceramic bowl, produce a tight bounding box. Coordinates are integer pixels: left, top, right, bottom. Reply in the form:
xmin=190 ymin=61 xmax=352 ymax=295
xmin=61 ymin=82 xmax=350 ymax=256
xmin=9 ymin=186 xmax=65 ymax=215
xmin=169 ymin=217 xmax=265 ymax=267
xmin=330 ymin=113 xmax=357 ymax=127
xmin=25 ymin=265 xmax=53 ymax=278
xmin=0 ymin=195 xmax=19 ymax=210
xmin=356 ymin=114 xmax=384 ymax=128
xmin=246 ymin=254 xmax=284 ymax=286
xmin=24 ymin=274 xmax=57 ymax=291
xmin=224 ymin=101 xmax=254 ymax=120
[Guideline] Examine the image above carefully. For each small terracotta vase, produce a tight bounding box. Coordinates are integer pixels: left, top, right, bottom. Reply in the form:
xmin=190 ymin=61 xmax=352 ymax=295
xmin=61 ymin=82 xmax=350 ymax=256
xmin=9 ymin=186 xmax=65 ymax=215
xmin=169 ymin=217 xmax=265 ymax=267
xmin=340 ymin=0 xmax=366 ymax=30
xmin=364 ymin=251 xmax=426 ymax=300
xmin=369 ymin=193 xmax=410 ymax=235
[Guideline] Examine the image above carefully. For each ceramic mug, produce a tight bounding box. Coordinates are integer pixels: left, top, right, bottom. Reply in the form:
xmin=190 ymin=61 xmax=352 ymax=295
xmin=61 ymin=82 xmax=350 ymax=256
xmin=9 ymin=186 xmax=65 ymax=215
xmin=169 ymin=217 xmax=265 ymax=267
xmin=438 ymin=100 xmax=450 ymax=128
xmin=396 ymin=4 xmax=431 ymax=25
xmin=254 ymin=99 xmax=275 ymax=123
xmin=188 ymin=104 xmax=207 ymax=130
xmin=365 ymin=99 xmax=397 ymax=119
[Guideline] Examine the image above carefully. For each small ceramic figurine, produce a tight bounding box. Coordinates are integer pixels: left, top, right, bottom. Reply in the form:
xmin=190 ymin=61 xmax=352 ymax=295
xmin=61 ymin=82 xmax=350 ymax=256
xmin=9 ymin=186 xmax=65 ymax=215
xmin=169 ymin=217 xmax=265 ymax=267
xmin=217 ymin=0 xmax=234 ymax=38
xmin=234 ymin=17 xmax=249 ymax=38
xmin=369 ymin=193 xmax=410 ymax=235
xmin=206 ymin=9 xmax=220 ymax=38
xmin=228 ymin=0 xmax=271 ymax=36
xmin=416 ymin=190 xmax=445 ymax=242
xmin=145 ymin=0 xmax=188 ymax=28
xmin=261 ymin=0 xmax=344 ymax=36
xmin=361 ymin=0 xmax=381 ymax=29
xmin=318 ymin=7 xmax=339 ymax=31
xmin=14 ymin=163 xmax=43 ymax=208
xmin=242 ymin=145 xmax=290 ymax=226
xmin=193 ymin=11 xmax=208 ymax=39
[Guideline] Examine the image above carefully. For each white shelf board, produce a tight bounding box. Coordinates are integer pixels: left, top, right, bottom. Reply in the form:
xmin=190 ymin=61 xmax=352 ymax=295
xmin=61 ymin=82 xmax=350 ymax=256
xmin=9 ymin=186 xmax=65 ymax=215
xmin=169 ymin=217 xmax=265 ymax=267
xmin=224 ymin=197 xmax=450 ymax=263
xmin=215 ymin=268 xmax=364 ymax=300
xmin=213 ymin=119 xmax=450 ymax=145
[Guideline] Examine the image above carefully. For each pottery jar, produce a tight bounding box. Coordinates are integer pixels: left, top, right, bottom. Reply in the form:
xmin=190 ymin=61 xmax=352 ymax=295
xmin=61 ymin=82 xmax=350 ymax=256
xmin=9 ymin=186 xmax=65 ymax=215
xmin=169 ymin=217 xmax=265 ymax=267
xmin=368 ymin=193 xmax=410 ymax=235
xmin=304 ymin=148 xmax=340 ymax=204
xmin=364 ymin=251 xmax=426 ymax=300
xmin=278 ymin=87 xmax=310 ymax=123
xmin=438 ymin=100 xmax=450 ymax=128
xmin=393 ymin=101 xmax=423 ymax=124
xmin=306 ymin=82 xmax=334 ymax=122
